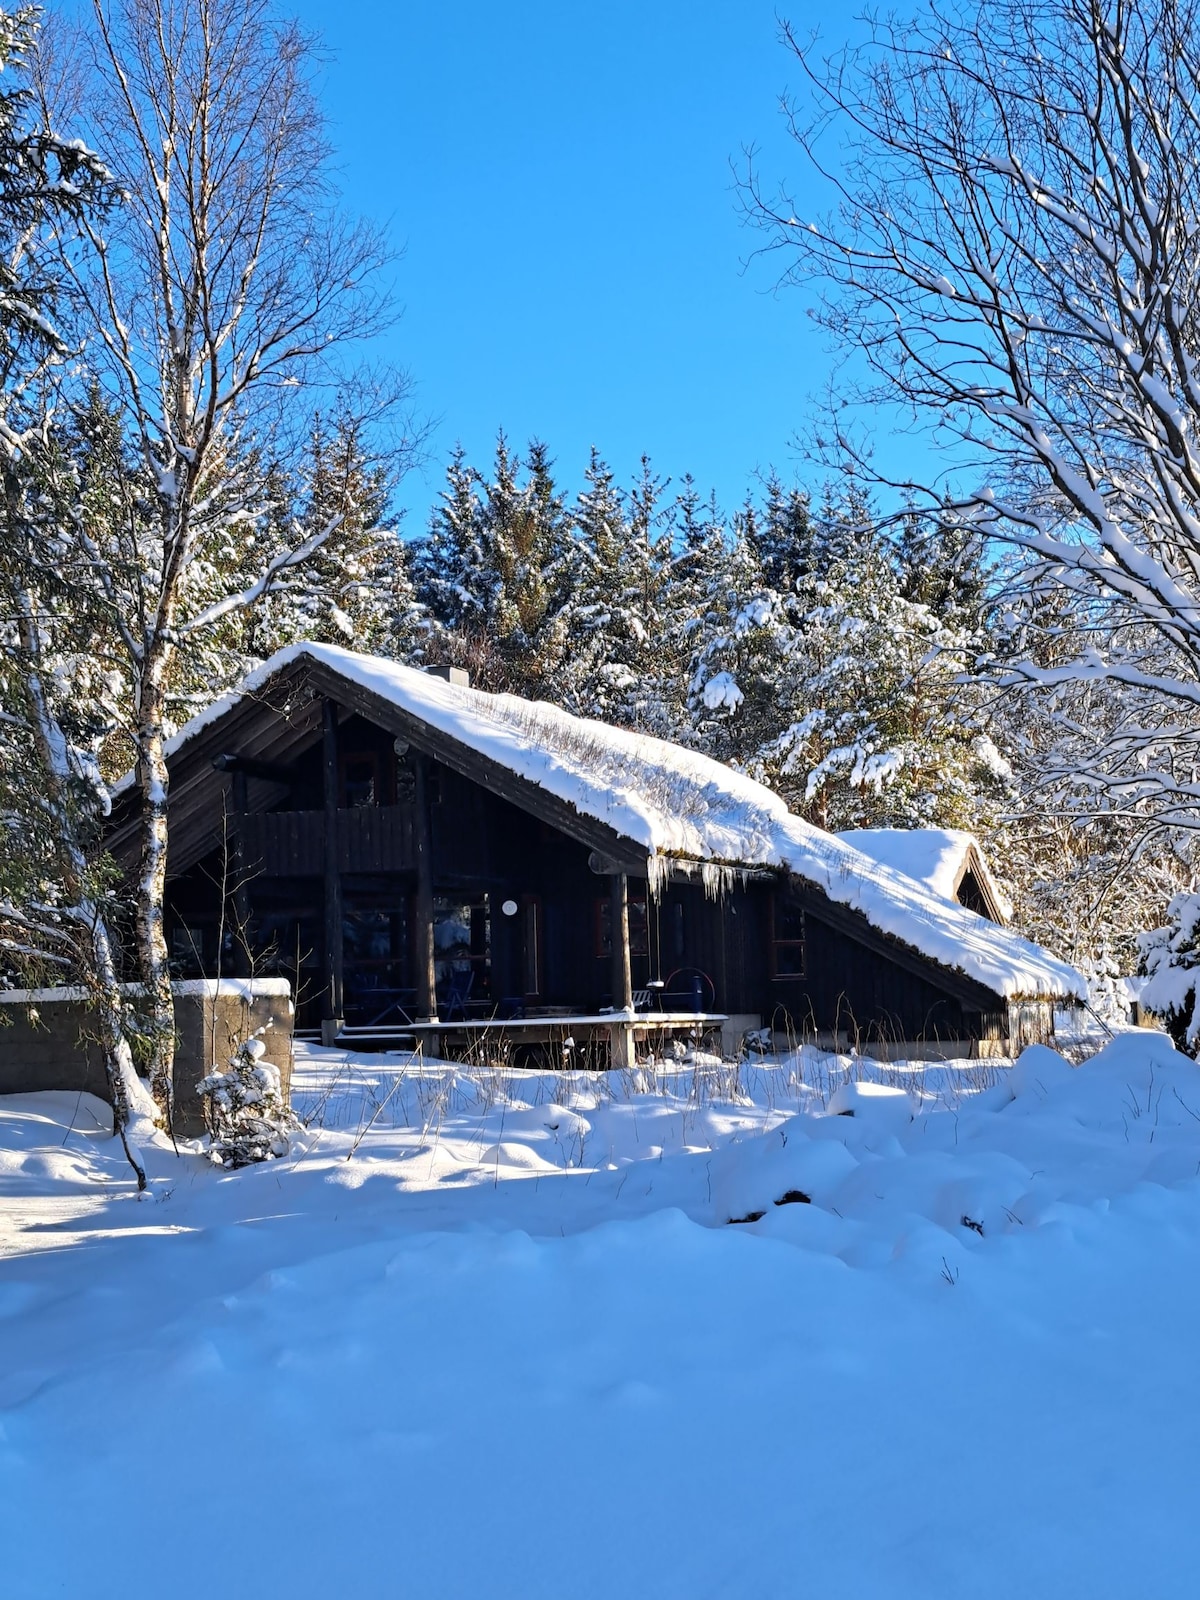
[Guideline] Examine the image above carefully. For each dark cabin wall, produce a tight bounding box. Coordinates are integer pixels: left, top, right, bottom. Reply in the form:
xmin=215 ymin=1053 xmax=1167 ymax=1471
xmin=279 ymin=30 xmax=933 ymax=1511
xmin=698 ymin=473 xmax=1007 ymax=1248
xmin=758 ymin=882 xmax=1001 ymax=1045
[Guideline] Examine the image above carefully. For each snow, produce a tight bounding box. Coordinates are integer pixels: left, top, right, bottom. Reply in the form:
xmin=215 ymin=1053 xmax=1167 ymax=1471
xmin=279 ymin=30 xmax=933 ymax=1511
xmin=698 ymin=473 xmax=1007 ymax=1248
xmin=171 ymin=976 xmax=292 ymax=1000
xmin=700 ymin=668 xmax=744 ymax=710
xmin=4 ymin=1031 xmax=1200 ymax=1596
xmin=121 ymin=643 xmax=1084 ymax=1002
xmin=0 ymin=977 xmax=292 ymax=1003
xmin=0 ymin=985 xmax=90 ymax=1005
xmin=838 ymin=825 xmax=1014 ymax=919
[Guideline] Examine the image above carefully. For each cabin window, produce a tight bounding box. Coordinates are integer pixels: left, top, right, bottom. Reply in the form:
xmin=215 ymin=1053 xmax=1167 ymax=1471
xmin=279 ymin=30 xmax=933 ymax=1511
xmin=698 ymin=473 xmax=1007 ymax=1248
xmin=253 ymin=903 xmax=322 ymax=1021
xmin=256 ymin=907 xmax=321 ymax=971
xmin=339 ymin=903 xmax=410 ymax=1026
xmin=340 ymin=751 xmax=380 ymax=807
xmin=168 ymin=919 xmax=211 ymax=976
xmin=770 ymin=895 xmax=807 ymax=979
xmin=594 ymin=895 xmax=649 ymax=958
xmin=344 ymin=906 xmax=407 ymax=966
xmin=433 ymin=894 xmax=491 ymax=1007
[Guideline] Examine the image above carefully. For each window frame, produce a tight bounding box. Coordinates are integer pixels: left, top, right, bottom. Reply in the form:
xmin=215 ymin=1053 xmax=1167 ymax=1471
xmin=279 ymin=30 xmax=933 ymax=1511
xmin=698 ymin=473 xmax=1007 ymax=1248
xmin=594 ymin=894 xmax=650 ymax=959
xmin=769 ymin=893 xmax=807 ymax=981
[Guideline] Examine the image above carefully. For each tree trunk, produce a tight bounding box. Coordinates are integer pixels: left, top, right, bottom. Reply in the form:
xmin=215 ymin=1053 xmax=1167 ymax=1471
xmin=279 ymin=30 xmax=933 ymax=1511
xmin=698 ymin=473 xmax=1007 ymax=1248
xmin=135 ymin=656 xmax=177 ymax=1122
xmin=86 ymin=908 xmax=154 ymax=1191
xmin=14 ymin=586 xmax=156 ymax=1186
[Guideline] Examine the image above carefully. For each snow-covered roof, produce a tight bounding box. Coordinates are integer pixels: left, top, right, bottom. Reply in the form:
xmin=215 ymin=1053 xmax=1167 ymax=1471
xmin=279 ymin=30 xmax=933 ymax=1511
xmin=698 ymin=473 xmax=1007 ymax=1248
xmin=837 ymin=828 xmax=1013 ymax=923
xmin=146 ymin=643 xmax=1085 ymax=1002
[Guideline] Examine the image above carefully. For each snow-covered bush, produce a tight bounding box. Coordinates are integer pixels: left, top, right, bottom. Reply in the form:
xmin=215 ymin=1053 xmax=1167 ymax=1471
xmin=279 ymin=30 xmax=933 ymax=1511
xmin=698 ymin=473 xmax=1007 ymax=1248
xmin=1138 ymin=894 xmax=1200 ymax=1055
xmin=198 ymin=1037 xmax=295 ymax=1167
xmin=1078 ymin=947 xmax=1130 ymax=1029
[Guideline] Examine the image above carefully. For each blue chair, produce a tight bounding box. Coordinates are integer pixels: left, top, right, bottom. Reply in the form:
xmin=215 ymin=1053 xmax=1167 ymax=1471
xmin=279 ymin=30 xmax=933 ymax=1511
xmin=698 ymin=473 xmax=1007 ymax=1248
xmin=441 ymin=967 xmax=475 ymax=1020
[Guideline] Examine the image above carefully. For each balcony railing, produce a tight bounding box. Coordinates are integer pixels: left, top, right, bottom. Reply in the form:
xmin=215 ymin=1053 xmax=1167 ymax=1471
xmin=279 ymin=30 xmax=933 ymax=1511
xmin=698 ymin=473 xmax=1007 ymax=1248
xmin=235 ymin=806 xmax=415 ymax=878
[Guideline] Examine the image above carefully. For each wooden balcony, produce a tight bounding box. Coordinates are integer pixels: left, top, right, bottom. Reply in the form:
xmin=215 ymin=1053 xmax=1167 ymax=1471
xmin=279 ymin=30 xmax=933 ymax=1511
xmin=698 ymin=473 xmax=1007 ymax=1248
xmin=236 ymin=806 xmax=415 ymax=879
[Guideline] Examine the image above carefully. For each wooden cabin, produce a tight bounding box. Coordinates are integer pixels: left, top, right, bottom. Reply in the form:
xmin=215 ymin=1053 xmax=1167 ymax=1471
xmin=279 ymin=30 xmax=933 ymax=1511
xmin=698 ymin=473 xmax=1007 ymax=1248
xmin=104 ymin=645 xmax=1084 ymax=1065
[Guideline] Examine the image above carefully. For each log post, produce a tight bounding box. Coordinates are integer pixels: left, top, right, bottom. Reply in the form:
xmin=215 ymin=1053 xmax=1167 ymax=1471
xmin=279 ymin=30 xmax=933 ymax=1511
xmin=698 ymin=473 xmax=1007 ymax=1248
xmin=609 ymin=871 xmax=635 ymax=1070
xmin=321 ymin=699 xmax=344 ymax=1044
xmin=229 ymin=766 xmax=250 ymax=978
xmin=610 ymin=872 xmax=633 ymax=1011
xmin=413 ymin=753 xmax=438 ymax=1023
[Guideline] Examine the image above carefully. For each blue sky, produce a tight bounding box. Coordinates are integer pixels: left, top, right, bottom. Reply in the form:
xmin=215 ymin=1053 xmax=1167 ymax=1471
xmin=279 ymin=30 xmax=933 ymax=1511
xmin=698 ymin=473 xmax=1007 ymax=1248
xmin=290 ymin=0 xmax=847 ymax=531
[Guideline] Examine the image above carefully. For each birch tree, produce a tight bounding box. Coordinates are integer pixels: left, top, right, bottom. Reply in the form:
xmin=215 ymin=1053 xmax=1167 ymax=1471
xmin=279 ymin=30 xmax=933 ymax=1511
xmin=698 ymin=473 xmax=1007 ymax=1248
xmin=38 ymin=0 xmax=413 ymax=1114
xmin=746 ymin=0 xmax=1200 ymax=847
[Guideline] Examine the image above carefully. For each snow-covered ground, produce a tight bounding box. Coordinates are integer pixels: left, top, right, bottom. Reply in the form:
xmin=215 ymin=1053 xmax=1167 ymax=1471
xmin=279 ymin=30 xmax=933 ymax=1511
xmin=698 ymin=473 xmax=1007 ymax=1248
xmin=4 ymin=1032 xmax=1200 ymax=1597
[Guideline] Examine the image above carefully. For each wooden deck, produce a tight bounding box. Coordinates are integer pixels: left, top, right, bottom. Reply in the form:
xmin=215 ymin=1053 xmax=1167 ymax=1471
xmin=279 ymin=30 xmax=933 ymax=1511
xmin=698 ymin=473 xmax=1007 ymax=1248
xmin=334 ymin=1010 xmax=730 ymax=1067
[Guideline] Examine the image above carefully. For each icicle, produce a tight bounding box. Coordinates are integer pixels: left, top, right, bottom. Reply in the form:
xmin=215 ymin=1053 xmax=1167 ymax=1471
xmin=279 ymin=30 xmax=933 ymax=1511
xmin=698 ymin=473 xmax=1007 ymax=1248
xmin=647 ymin=852 xmax=669 ymax=900
xmin=700 ymin=861 xmax=737 ymax=900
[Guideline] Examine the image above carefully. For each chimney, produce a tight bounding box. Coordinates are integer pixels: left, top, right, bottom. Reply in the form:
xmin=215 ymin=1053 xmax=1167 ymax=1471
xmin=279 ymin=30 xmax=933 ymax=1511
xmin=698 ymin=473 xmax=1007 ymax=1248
xmin=423 ymin=664 xmax=470 ymax=688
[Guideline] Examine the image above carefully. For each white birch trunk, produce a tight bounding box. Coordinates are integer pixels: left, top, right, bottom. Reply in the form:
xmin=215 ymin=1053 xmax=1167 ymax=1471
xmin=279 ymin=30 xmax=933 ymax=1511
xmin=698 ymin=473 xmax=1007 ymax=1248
xmin=15 ymin=590 xmax=157 ymax=1187
xmin=134 ymin=651 xmax=178 ymax=1122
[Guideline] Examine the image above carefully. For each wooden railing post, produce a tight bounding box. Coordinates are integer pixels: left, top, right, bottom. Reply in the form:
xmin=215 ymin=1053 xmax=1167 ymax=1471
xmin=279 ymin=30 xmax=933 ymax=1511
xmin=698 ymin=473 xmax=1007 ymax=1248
xmin=321 ymin=699 xmax=344 ymax=1042
xmin=414 ymin=754 xmax=438 ymax=1022
xmin=609 ymin=871 xmax=635 ymax=1070
xmin=229 ymin=766 xmax=250 ymax=978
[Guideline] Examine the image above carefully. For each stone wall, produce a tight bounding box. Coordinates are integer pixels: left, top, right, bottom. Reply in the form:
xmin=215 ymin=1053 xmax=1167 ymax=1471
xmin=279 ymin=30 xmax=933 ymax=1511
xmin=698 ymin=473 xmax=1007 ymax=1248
xmin=0 ymin=980 xmax=294 ymax=1138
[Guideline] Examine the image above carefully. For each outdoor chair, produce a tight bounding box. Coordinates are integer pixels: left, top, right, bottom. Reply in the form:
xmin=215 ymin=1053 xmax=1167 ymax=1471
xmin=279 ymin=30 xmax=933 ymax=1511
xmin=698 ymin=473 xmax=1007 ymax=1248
xmin=441 ymin=967 xmax=475 ymax=1020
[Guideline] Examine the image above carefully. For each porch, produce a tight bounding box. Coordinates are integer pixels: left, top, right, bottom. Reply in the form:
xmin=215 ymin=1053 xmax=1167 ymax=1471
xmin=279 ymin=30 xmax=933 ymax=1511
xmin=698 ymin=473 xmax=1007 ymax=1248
xmin=327 ymin=1008 xmax=739 ymax=1070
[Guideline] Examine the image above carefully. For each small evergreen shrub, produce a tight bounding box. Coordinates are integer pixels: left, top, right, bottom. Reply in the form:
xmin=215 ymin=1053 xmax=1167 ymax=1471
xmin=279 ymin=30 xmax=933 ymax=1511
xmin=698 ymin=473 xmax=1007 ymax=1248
xmin=198 ymin=1037 xmax=295 ymax=1167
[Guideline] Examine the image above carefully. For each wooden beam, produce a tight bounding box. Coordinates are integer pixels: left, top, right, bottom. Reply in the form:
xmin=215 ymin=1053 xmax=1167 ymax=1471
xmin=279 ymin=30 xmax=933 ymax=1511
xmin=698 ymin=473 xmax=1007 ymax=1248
xmin=212 ymin=753 xmax=295 ymax=784
xmin=610 ymin=872 xmax=632 ymax=1012
xmin=230 ymin=768 xmax=250 ymax=978
xmin=322 ymin=699 xmax=344 ymax=1030
xmin=413 ymin=754 xmax=438 ymax=1021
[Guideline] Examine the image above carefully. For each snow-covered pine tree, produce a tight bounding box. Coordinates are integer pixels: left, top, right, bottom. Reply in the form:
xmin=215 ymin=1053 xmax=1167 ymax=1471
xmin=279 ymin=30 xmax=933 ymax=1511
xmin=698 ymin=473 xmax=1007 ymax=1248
xmin=896 ymin=502 xmax=988 ymax=628
xmin=1139 ymin=894 xmax=1200 ymax=1055
xmin=414 ymin=444 xmax=486 ymax=636
xmin=235 ymin=409 xmax=424 ymax=666
xmin=750 ymin=473 xmax=815 ymax=591
xmin=198 ymin=1035 xmax=296 ymax=1167
xmin=553 ymin=448 xmax=634 ymax=717
xmin=689 ymin=482 xmax=1010 ymax=833
xmin=417 ymin=435 xmax=573 ymax=695
xmin=481 ymin=436 xmax=572 ymax=696
xmin=601 ymin=454 xmax=692 ymax=734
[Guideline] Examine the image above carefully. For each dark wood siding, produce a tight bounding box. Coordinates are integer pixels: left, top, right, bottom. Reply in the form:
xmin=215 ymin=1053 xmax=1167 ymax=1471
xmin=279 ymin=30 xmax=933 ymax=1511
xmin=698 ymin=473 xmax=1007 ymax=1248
xmin=238 ymin=806 xmax=414 ymax=877
xmin=756 ymin=884 xmax=995 ymax=1045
